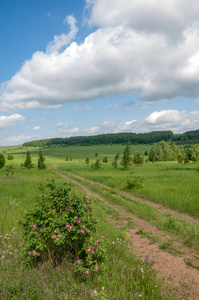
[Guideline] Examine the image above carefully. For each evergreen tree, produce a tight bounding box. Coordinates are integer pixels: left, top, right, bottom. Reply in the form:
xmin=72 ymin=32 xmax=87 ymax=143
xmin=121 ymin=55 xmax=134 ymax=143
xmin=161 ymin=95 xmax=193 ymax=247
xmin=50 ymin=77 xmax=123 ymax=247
xmin=0 ymin=154 xmax=6 ymax=169
xmin=112 ymin=153 xmax=120 ymax=168
xmin=132 ymin=152 xmax=144 ymax=166
xmin=38 ymin=149 xmax=46 ymax=170
xmin=121 ymin=141 xmax=132 ymax=169
xmin=24 ymin=151 xmax=34 ymax=169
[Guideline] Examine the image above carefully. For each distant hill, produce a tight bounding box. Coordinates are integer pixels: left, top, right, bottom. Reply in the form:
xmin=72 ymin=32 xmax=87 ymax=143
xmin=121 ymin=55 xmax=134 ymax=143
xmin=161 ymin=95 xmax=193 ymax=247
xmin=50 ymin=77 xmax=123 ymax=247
xmin=22 ymin=129 xmax=199 ymax=147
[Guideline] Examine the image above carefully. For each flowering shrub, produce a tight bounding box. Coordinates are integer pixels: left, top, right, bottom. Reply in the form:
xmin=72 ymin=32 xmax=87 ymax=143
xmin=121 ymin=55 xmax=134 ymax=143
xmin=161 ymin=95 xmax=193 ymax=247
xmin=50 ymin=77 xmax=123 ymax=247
xmin=21 ymin=181 xmax=106 ymax=274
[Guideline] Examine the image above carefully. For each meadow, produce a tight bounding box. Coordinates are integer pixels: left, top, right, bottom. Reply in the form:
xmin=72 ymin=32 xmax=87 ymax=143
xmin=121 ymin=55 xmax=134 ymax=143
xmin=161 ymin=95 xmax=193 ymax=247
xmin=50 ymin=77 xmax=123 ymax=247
xmin=0 ymin=143 xmax=198 ymax=299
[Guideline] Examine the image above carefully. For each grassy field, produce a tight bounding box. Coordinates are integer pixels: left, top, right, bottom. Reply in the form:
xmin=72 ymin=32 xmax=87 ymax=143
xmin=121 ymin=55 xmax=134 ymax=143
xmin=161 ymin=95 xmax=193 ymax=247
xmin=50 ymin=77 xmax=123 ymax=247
xmin=0 ymin=143 xmax=198 ymax=299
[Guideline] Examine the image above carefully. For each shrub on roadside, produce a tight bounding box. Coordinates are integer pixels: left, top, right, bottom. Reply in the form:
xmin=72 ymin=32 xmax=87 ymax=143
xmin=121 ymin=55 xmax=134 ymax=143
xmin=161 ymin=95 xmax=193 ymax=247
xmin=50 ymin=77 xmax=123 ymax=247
xmin=20 ymin=181 xmax=106 ymax=275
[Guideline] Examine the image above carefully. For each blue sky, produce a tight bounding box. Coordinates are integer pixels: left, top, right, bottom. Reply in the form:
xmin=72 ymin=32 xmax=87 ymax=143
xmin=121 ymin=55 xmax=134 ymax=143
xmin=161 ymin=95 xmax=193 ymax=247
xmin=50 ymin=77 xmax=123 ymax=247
xmin=1 ymin=0 xmax=199 ymax=146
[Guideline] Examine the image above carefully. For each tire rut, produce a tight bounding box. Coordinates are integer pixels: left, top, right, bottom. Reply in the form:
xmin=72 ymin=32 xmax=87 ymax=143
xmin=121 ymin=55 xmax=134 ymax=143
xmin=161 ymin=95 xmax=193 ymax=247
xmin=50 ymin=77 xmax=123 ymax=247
xmin=54 ymin=170 xmax=199 ymax=300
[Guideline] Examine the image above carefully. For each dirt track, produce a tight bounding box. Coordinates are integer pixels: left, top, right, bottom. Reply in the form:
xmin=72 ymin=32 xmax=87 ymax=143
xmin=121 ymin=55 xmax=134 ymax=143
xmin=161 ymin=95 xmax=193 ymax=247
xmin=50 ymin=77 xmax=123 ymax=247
xmin=54 ymin=170 xmax=199 ymax=300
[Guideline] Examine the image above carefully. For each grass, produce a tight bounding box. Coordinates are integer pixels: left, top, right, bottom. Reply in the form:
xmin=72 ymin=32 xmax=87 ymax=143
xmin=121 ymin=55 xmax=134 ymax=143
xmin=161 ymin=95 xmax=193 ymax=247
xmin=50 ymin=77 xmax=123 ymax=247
xmin=1 ymin=143 xmax=198 ymax=299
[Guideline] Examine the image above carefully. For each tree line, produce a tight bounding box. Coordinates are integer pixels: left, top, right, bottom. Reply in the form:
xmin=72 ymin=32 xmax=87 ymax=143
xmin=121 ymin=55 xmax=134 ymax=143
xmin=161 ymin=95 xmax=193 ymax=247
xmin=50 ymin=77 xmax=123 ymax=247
xmin=22 ymin=129 xmax=199 ymax=148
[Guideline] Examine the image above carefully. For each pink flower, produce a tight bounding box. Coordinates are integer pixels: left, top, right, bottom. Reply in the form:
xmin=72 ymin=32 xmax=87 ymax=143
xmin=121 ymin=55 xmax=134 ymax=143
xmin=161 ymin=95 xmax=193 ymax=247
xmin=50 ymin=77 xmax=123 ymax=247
xmin=87 ymin=229 xmax=90 ymax=233
xmin=86 ymin=240 xmax=88 ymax=242
xmin=84 ymin=204 xmax=87 ymax=207
xmin=66 ymin=224 xmax=69 ymax=228
xmin=85 ymin=270 xmax=89 ymax=275
xmin=54 ymin=229 xmax=57 ymax=233
xmin=95 ymin=265 xmax=98 ymax=271
xmin=32 ymin=224 xmax=36 ymax=228
xmin=53 ymin=234 xmax=56 ymax=239
xmin=55 ymin=196 xmax=57 ymax=199
xmin=74 ymin=216 xmax=78 ymax=219
xmin=103 ymin=249 xmax=105 ymax=252
xmin=87 ymin=210 xmax=90 ymax=213
xmin=90 ymin=261 xmax=92 ymax=264
xmin=28 ymin=251 xmax=31 ymax=255
xmin=87 ymin=200 xmax=90 ymax=204
xmin=78 ymin=220 xmax=81 ymax=223
xmin=53 ymin=190 xmax=55 ymax=192
xmin=93 ymin=243 xmax=95 ymax=245
xmin=77 ymin=259 xmax=81 ymax=263
xmin=23 ymin=229 xmax=25 ymax=231
xmin=58 ymin=234 xmax=60 ymax=238
xmin=69 ymin=225 xmax=72 ymax=230
xmin=94 ymin=227 xmax=97 ymax=230
xmin=81 ymin=229 xmax=84 ymax=233
xmin=32 ymin=250 xmax=37 ymax=255
xmin=40 ymin=228 xmax=42 ymax=232
xmin=82 ymin=225 xmax=85 ymax=228
xmin=101 ymin=236 xmax=104 ymax=238
xmin=87 ymin=248 xmax=91 ymax=252
xmin=70 ymin=208 xmax=73 ymax=211
xmin=70 ymin=203 xmax=73 ymax=206
xmin=92 ymin=250 xmax=95 ymax=254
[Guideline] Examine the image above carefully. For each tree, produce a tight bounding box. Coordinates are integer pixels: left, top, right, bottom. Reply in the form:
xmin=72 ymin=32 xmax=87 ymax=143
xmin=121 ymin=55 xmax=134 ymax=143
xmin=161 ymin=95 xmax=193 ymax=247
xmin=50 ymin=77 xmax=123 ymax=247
xmin=38 ymin=149 xmax=46 ymax=170
xmin=24 ymin=151 xmax=34 ymax=169
xmin=121 ymin=141 xmax=132 ymax=169
xmin=91 ymin=159 xmax=101 ymax=170
xmin=102 ymin=156 xmax=108 ymax=163
xmin=7 ymin=153 xmax=14 ymax=160
xmin=112 ymin=153 xmax=120 ymax=168
xmin=0 ymin=154 xmax=5 ymax=169
xmin=132 ymin=152 xmax=144 ymax=166
xmin=85 ymin=157 xmax=90 ymax=165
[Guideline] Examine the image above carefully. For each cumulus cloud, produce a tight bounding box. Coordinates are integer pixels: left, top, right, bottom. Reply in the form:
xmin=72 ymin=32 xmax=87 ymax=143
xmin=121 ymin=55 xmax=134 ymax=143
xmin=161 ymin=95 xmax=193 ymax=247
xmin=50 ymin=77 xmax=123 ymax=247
xmin=0 ymin=114 xmax=25 ymax=128
xmin=33 ymin=126 xmax=40 ymax=131
xmin=6 ymin=135 xmax=31 ymax=143
xmin=1 ymin=1 xmax=199 ymax=111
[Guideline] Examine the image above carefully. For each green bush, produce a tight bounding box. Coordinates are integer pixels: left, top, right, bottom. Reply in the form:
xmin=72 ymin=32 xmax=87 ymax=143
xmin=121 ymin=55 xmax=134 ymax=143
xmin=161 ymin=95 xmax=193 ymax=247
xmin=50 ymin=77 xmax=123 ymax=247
xmin=126 ymin=176 xmax=145 ymax=189
xmin=0 ymin=153 xmax=6 ymax=169
xmin=21 ymin=182 xmax=106 ymax=275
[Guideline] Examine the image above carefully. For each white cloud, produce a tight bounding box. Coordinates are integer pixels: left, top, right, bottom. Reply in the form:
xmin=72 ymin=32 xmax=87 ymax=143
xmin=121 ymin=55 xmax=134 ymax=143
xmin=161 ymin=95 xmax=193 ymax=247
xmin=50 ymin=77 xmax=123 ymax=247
xmin=46 ymin=15 xmax=78 ymax=54
xmin=33 ymin=126 xmax=40 ymax=131
xmin=1 ymin=2 xmax=199 ymax=111
xmin=6 ymin=135 xmax=31 ymax=143
xmin=0 ymin=113 xmax=25 ymax=128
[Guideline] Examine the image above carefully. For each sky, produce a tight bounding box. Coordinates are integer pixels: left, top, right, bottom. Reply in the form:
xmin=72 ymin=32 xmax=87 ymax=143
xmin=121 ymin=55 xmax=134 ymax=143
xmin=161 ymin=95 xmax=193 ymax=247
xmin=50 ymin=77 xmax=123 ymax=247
xmin=1 ymin=0 xmax=199 ymax=146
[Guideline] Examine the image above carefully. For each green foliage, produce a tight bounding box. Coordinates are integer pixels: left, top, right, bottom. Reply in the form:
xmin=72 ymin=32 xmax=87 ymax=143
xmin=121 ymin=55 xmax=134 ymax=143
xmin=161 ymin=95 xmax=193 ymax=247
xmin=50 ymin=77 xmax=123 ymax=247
xmin=112 ymin=153 xmax=120 ymax=168
xmin=7 ymin=153 xmax=14 ymax=160
xmin=102 ymin=156 xmax=108 ymax=163
xmin=85 ymin=157 xmax=90 ymax=165
xmin=0 ymin=153 xmax=6 ymax=169
xmin=5 ymin=165 xmax=14 ymax=177
xmin=24 ymin=151 xmax=34 ymax=169
xmin=91 ymin=159 xmax=101 ymax=170
xmin=37 ymin=149 xmax=46 ymax=170
xmin=21 ymin=182 xmax=106 ymax=274
xmin=65 ymin=155 xmax=69 ymax=161
xmin=132 ymin=152 xmax=144 ymax=166
xmin=126 ymin=176 xmax=145 ymax=189
xmin=149 ymin=141 xmax=177 ymax=162
xmin=121 ymin=141 xmax=132 ymax=169
xmin=95 ymin=153 xmax=98 ymax=157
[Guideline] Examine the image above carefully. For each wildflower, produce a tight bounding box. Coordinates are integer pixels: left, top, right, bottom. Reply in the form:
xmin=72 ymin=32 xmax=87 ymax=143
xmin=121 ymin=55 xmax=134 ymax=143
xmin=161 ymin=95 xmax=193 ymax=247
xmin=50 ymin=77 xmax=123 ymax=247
xmin=94 ymin=227 xmax=97 ymax=230
xmin=74 ymin=216 xmax=78 ymax=219
xmin=85 ymin=270 xmax=89 ymax=275
xmin=53 ymin=234 xmax=56 ymax=239
xmin=81 ymin=229 xmax=84 ymax=233
xmin=55 ymin=196 xmax=57 ymax=199
xmin=87 ymin=200 xmax=90 ymax=204
xmin=32 ymin=250 xmax=37 ymax=255
xmin=82 ymin=225 xmax=85 ymax=228
xmin=90 ymin=261 xmax=93 ymax=264
xmin=66 ymin=224 xmax=69 ymax=228
xmin=87 ymin=248 xmax=91 ymax=252
xmin=87 ymin=210 xmax=90 ymax=213
xmin=28 ymin=251 xmax=31 ymax=255
xmin=78 ymin=220 xmax=81 ymax=223
xmin=70 ymin=203 xmax=73 ymax=206
xmin=87 ymin=229 xmax=90 ymax=233
xmin=84 ymin=204 xmax=87 ymax=207
xmin=101 ymin=235 xmax=104 ymax=238
xmin=40 ymin=228 xmax=42 ymax=232
xmin=32 ymin=224 xmax=36 ymax=228
xmin=95 ymin=265 xmax=98 ymax=271
xmin=69 ymin=225 xmax=72 ymax=230
xmin=92 ymin=250 xmax=95 ymax=254
xmin=77 ymin=260 xmax=81 ymax=263
xmin=58 ymin=234 xmax=60 ymax=237
xmin=53 ymin=190 xmax=55 ymax=192
xmin=54 ymin=229 xmax=57 ymax=233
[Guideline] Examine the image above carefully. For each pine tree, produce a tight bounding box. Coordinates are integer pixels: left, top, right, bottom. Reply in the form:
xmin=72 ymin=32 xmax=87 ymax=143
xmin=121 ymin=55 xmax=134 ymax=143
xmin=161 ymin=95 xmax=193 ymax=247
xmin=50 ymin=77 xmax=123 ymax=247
xmin=132 ymin=152 xmax=144 ymax=166
xmin=38 ymin=149 xmax=46 ymax=170
xmin=0 ymin=154 xmax=5 ymax=169
xmin=121 ymin=141 xmax=132 ymax=169
xmin=24 ymin=151 xmax=34 ymax=169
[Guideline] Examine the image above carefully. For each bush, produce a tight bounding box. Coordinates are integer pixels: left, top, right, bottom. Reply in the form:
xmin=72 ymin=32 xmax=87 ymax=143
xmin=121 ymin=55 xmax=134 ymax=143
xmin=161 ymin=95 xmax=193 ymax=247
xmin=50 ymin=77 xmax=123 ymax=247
xmin=91 ymin=159 xmax=101 ymax=170
xmin=21 ymin=181 xmax=106 ymax=275
xmin=102 ymin=156 xmax=108 ymax=163
xmin=126 ymin=176 xmax=145 ymax=189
